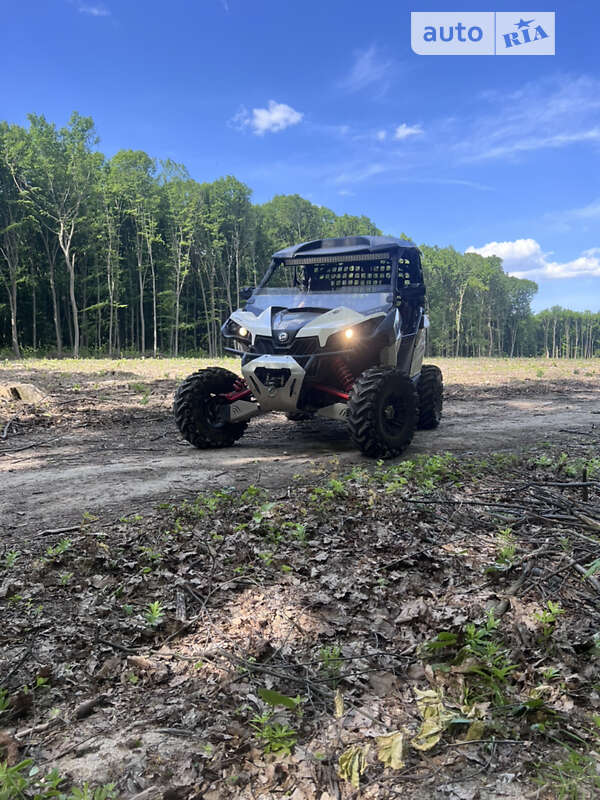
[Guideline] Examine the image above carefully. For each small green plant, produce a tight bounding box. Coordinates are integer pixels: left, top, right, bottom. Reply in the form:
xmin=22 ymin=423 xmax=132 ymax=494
xmin=119 ymin=514 xmax=142 ymax=524
xmin=424 ymin=631 xmax=459 ymax=653
xmin=252 ymin=501 xmax=277 ymax=526
xmin=542 ymin=666 xmax=561 ymax=681
xmin=536 ymin=600 xmax=564 ymax=639
xmin=283 ymin=521 xmax=308 ymax=544
xmin=0 ymin=688 xmax=10 ymax=712
xmin=241 ymin=484 xmax=266 ymax=503
xmin=536 ymin=368 xmax=544 ymax=378
xmin=319 ymin=644 xmax=343 ymax=687
xmin=309 ymin=477 xmax=347 ymax=503
xmin=41 ymin=539 xmax=72 ymax=566
xmin=250 ymin=711 xmax=297 ymax=756
xmin=424 ymin=611 xmax=515 ymax=704
xmin=496 ymin=527 xmax=516 ymax=566
xmin=3 ymin=550 xmax=20 ymax=569
xmin=532 ymin=454 xmax=553 ymax=469
xmin=139 ymin=546 xmax=162 ymax=564
xmin=144 ymin=600 xmax=165 ymax=627
xmin=535 ymin=749 xmax=600 ymax=799
xmin=0 ymin=758 xmax=118 ymax=800
xmin=59 ymin=572 xmax=74 ymax=586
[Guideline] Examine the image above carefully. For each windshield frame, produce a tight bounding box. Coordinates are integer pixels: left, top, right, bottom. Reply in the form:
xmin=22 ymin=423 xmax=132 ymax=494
xmin=257 ymin=253 xmax=400 ymax=295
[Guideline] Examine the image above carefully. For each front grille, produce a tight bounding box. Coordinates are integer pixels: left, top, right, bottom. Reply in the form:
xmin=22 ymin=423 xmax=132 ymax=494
xmin=252 ymin=335 xmax=321 ymax=356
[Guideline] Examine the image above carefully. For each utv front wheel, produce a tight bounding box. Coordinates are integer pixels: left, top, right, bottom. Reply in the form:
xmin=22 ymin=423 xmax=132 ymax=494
xmin=347 ymin=367 xmax=418 ymax=458
xmin=173 ymin=367 xmax=248 ymax=448
xmin=417 ymin=365 xmax=443 ymax=430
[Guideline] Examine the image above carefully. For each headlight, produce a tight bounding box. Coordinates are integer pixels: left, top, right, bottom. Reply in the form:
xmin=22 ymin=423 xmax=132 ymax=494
xmin=232 ymin=322 xmax=251 ymax=339
xmin=326 ymin=317 xmax=383 ymax=350
xmin=223 ymin=319 xmax=251 ymax=340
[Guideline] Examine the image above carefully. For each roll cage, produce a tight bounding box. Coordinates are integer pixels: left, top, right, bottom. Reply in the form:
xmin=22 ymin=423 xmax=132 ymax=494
xmin=257 ymin=235 xmax=425 ymax=303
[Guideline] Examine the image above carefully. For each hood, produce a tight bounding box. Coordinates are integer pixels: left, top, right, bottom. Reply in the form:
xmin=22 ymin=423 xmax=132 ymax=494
xmin=271 ymin=307 xmax=328 ymax=341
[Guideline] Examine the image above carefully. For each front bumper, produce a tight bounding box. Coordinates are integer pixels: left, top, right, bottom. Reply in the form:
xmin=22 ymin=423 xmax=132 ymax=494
xmin=241 ymin=355 xmax=306 ymax=413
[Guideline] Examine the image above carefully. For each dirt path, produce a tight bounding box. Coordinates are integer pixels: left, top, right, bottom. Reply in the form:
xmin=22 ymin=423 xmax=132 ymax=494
xmin=2 ymin=386 xmax=599 ymax=536
xmin=2 ymin=361 xmax=600 ymax=799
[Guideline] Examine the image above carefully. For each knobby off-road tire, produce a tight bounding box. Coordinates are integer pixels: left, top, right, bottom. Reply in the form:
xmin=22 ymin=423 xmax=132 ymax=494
xmin=347 ymin=366 xmax=418 ymax=458
xmin=173 ymin=367 xmax=248 ymax=449
xmin=417 ymin=364 xmax=443 ymax=430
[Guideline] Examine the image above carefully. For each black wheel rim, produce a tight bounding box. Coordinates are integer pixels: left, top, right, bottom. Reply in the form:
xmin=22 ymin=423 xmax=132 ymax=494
xmin=379 ymin=390 xmax=408 ymax=439
xmin=202 ymin=394 xmax=228 ymax=430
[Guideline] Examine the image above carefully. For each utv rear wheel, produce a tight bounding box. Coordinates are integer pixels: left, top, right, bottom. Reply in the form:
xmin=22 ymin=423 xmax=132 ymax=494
xmin=173 ymin=367 xmax=248 ymax=449
xmin=347 ymin=367 xmax=418 ymax=458
xmin=417 ymin=365 xmax=443 ymax=430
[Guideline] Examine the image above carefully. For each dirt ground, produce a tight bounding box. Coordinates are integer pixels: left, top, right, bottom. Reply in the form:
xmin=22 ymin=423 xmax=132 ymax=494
xmin=1 ymin=357 xmax=599 ymax=536
xmin=1 ymin=357 xmax=600 ymax=800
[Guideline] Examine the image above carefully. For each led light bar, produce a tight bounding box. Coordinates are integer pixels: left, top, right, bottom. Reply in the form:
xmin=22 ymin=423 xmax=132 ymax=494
xmin=283 ymin=253 xmax=390 ymax=266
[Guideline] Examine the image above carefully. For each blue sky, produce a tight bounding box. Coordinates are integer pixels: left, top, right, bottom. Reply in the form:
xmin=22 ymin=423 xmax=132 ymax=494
xmin=3 ymin=0 xmax=599 ymax=311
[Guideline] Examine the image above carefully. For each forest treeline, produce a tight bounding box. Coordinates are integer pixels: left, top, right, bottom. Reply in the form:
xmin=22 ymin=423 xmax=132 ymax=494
xmin=1 ymin=112 xmax=598 ymax=359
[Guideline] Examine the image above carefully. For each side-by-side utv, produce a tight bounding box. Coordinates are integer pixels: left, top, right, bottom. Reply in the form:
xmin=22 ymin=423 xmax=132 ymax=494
xmin=174 ymin=235 xmax=442 ymax=457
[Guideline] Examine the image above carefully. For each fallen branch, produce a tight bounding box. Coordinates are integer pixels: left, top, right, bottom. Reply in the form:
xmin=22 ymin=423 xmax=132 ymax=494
xmin=38 ymin=524 xmax=81 ymax=537
xmin=16 ymin=717 xmax=61 ymax=741
xmin=1 ymin=417 xmax=19 ymax=440
xmin=568 ymin=559 xmax=600 ymax=594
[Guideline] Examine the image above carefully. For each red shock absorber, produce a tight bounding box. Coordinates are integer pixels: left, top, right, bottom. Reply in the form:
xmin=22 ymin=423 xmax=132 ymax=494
xmin=331 ymin=357 xmax=354 ymax=392
xmin=222 ymin=377 xmax=252 ymax=402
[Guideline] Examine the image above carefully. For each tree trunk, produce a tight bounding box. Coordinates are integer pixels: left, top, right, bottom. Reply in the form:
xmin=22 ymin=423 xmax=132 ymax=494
xmin=48 ymin=264 xmax=62 ymax=356
xmin=455 ymin=284 xmax=466 ymax=358
xmin=138 ymin=265 xmax=145 ymax=356
xmin=6 ymin=277 xmax=20 ymax=358
xmin=58 ymin=222 xmax=80 ymax=357
xmin=31 ymin=263 xmax=37 ymax=352
xmin=67 ymin=253 xmax=80 ymax=357
xmin=41 ymin=225 xmax=63 ymax=355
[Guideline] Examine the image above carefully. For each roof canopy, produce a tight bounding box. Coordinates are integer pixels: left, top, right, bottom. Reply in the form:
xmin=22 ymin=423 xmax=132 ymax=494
xmin=272 ymin=235 xmax=418 ymax=260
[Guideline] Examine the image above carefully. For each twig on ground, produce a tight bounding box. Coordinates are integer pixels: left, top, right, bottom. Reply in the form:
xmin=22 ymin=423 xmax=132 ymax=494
xmin=1 ymin=417 xmax=19 ymax=440
xmin=38 ymin=524 xmax=81 ymax=536
xmin=2 ymin=641 xmax=34 ymax=687
xmin=568 ymin=559 xmax=600 ymax=594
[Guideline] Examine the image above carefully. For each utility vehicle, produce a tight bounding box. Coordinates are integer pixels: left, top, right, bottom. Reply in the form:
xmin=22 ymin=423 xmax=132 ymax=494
xmin=174 ymin=235 xmax=442 ymax=457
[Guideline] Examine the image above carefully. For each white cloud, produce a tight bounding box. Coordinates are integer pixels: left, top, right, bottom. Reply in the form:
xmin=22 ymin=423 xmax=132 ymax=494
xmin=376 ymin=130 xmax=387 ymax=141
xmin=568 ymin=199 xmax=600 ymax=221
xmin=339 ymin=45 xmax=393 ymax=93
xmin=338 ymin=189 xmax=356 ymax=197
xmin=394 ymin=123 xmax=423 ymax=140
xmin=77 ymin=2 xmax=110 ymax=15
xmin=334 ymin=163 xmax=386 ymax=185
xmin=459 ymin=74 xmax=600 ymax=162
xmin=232 ymin=101 xmax=303 ymax=136
xmin=467 ymin=238 xmax=600 ymax=280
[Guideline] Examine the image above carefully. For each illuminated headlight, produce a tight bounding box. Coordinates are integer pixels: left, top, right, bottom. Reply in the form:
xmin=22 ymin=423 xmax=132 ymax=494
xmin=228 ymin=321 xmax=250 ymax=339
xmin=327 ymin=316 xmax=383 ymax=350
